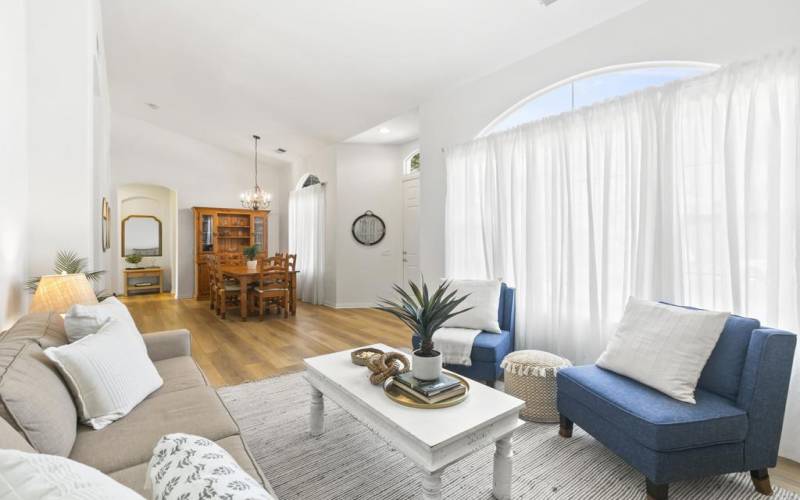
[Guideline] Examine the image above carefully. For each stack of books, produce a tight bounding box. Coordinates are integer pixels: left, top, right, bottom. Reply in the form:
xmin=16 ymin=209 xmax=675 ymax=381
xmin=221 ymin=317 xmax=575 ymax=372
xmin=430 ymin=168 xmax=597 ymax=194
xmin=392 ymin=372 xmax=466 ymax=404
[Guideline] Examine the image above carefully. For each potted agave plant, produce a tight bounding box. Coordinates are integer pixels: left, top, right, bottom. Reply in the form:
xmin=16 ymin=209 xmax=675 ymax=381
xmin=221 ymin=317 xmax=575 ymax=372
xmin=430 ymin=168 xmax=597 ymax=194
xmin=243 ymin=245 xmax=260 ymax=271
xmin=377 ymin=280 xmax=471 ymax=381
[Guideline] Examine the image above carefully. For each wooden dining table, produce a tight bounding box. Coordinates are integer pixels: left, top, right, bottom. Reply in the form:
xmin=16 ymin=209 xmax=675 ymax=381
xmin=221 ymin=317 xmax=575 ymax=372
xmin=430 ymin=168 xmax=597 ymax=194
xmin=219 ymin=265 xmax=299 ymax=321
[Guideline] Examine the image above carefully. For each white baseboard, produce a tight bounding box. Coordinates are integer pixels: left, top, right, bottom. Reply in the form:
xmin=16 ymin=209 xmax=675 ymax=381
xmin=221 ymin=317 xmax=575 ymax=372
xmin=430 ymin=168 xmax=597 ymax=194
xmin=330 ymin=302 xmax=377 ymax=309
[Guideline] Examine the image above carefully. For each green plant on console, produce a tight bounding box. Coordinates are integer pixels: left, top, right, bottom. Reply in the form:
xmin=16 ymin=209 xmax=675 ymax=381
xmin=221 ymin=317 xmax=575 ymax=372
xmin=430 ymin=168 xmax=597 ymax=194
xmin=376 ymin=279 xmax=471 ymax=357
xmin=26 ymin=250 xmax=108 ymax=300
xmin=125 ymin=254 xmax=143 ymax=267
xmin=243 ymin=244 xmax=260 ymax=261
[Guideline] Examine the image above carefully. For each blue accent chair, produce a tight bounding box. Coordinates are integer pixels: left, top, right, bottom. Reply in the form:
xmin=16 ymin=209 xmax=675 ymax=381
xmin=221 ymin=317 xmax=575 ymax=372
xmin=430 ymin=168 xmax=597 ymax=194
xmin=556 ymin=311 xmax=797 ymax=500
xmin=412 ymin=283 xmax=515 ymax=386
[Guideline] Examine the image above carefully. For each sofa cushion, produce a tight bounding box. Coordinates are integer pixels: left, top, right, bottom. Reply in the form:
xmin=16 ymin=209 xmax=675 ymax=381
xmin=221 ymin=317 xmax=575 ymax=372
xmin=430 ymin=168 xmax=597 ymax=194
xmin=0 ymin=415 xmax=35 ymax=453
xmin=0 ymin=312 xmax=67 ymax=349
xmin=65 ymin=296 xmax=140 ymax=342
xmin=697 ymin=313 xmax=760 ymax=401
xmin=148 ymin=356 xmax=208 ymax=398
xmin=69 ymin=386 xmax=239 ymax=473
xmin=557 ymin=365 xmax=748 ymax=452
xmin=0 ymin=340 xmax=77 ymax=456
xmin=413 ymin=329 xmax=513 ymax=364
xmin=109 ymin=435 xmax=275 ymax=497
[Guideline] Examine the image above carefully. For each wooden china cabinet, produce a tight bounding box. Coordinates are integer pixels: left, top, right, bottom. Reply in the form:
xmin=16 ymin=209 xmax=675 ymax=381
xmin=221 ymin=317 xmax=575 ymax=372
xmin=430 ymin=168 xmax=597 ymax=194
xmin=192 ymin=207 xmax=269 ymax=299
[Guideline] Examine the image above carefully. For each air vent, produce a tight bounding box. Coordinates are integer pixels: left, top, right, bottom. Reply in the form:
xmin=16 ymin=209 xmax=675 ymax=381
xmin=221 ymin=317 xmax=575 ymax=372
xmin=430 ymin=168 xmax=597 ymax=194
xmin=275 ymin=148 xmax=287 ymax=154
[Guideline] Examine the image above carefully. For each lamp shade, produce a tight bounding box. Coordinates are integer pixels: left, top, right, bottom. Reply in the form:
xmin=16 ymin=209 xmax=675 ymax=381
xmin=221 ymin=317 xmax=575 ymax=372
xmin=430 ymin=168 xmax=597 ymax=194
xmin=29 ymin=274 xmax=99 ymax=314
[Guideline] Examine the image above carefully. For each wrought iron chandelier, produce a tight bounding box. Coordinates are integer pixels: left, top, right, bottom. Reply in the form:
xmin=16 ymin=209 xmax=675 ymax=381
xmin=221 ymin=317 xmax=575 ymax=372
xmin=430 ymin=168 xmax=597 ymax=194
xmin=240 ymin=134 xmax=271 ymax=210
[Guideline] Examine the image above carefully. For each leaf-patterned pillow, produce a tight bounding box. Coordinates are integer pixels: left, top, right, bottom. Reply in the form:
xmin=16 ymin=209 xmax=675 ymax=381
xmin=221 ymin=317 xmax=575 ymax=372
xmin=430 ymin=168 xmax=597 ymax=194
xmin=148 ymin=433 xmax=274 ymax=500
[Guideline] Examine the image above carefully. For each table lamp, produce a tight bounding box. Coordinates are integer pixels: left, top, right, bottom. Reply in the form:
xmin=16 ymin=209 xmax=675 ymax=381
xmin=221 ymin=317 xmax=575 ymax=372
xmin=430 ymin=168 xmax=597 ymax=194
xmin=29 ymin=273 xmax=99 ymax=313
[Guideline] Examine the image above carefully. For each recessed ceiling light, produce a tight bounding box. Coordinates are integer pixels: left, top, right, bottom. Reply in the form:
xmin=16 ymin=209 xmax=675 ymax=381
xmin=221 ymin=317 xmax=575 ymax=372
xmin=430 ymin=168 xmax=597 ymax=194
xmin=379 ymin=127 xmax=391 ymax=134
xmin=145 ymin=102 xmax=160 ymax=110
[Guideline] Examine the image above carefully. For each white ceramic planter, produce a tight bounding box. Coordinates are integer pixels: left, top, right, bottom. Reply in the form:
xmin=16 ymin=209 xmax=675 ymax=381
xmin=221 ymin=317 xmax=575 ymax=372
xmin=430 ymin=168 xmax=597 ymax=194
xmin=412 ymin=350 xmax=442 ymax=381
xmin=246 ymin=260 xmax=258 ymax=271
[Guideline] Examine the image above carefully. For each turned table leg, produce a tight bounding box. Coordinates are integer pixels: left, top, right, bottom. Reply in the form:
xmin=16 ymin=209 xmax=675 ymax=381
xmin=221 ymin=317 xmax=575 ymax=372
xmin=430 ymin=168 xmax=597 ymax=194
xmin=309 ymin=386 xmax=324 ymax=436
xmin=421 ymin=468 xmax=443 ymax=500
xmin=239 ymin=277 xmax=248 ymax=321
xmin=493 ymin=433 xmax=513 ymax=500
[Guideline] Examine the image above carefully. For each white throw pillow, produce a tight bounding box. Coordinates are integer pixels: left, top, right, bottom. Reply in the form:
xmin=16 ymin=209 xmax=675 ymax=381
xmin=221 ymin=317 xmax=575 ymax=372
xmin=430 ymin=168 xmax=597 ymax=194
xmin=441 ymin=279 xmax=502 ymax=333
xmin=148 ymin=433 xmax=275 ymax=500
xmin=65 ymin=296 xmax=139 ymax=342
xmin=0 ymin=449 xmax=144 ymax=499
xmin=596 ymin=297 xmax=729 ymax=404
xmin=44 ymin=318 xmax=163 ymax=429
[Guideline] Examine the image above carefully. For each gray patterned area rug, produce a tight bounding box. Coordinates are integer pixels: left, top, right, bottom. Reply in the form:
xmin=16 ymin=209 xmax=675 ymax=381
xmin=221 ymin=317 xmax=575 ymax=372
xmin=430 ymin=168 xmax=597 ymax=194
xmin=218 ymin=372 xmax=798 ymax=500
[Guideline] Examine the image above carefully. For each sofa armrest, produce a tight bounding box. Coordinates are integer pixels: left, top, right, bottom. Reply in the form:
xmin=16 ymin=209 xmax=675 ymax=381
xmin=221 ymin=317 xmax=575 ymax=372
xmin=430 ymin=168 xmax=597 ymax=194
xmin=143 ymin=329 xmax=192 ymax=362
xmin=737 ymin=328 xmax=797 ymax=469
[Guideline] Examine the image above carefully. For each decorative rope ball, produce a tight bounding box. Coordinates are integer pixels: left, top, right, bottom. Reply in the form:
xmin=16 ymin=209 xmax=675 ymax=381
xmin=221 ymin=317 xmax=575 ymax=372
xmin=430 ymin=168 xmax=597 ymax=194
xmin=367 ymin=352 xmax=410 ymax=385
xmin=501 ymin=350 xmax=572 ymax=423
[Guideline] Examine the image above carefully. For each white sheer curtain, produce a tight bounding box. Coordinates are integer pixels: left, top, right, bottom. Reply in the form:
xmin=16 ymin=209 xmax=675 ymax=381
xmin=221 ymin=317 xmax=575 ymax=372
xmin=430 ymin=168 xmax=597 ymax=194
xmin=445 ymin=51 xmax=800 ymax=459
xmin=288 ymin=183 xmax=326 ymax=304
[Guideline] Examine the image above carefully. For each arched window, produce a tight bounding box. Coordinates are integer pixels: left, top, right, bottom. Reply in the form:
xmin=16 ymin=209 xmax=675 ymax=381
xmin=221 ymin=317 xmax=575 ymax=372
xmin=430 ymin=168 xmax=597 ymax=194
xmin=481 ymin=62 xmax=718 ymax=136
xmin=295 ymin=173 xmax=322 ymax=190
xmin=404 ymin=151 xmax=420 ymax=176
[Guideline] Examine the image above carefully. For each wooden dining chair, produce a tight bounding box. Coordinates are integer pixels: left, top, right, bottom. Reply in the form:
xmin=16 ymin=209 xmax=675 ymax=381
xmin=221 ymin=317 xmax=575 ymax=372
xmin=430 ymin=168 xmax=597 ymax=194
xmin=251 ymin=264 xmax=290 ymax=319
xmin=215 ymin=261 xmax=241 ymax=319
xmin=207 ymin=254 xmax=218 ymax=311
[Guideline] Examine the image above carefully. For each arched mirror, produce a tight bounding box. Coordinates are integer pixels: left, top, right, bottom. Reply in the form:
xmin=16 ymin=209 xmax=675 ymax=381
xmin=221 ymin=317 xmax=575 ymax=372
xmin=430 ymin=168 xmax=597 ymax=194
xmin=122 ymin=215 xmax=163 ymax=256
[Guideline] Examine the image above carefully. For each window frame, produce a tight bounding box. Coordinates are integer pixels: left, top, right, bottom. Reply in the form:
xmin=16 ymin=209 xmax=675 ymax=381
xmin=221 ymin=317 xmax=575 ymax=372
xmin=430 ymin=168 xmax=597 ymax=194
xmin=478 ymin=61 xmax=719 ymax=138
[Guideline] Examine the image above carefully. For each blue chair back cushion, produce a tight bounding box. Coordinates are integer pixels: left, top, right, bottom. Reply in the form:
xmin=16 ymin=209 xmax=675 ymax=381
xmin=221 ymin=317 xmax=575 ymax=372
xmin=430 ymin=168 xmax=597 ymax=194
xmin=698 ymin=314 xmax=760 ymax=401
xmin=662 ymin=302 xmax=759 ymax=401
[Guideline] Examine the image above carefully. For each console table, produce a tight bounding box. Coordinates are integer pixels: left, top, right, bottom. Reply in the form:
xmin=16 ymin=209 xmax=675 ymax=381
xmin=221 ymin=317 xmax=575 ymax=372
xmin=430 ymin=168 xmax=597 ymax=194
xmin=124 ymin=267 xmax=163 ymax=296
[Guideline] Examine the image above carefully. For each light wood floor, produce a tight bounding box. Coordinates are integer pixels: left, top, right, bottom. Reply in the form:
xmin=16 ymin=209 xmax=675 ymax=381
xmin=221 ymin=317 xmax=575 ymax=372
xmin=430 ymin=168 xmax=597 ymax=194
xmin=122 ymin=293 xmax=800 ymax=494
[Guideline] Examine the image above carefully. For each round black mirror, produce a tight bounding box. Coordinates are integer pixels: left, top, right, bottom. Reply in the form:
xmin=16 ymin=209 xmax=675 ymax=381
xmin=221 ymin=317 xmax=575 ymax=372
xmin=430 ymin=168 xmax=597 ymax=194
xmin=352 ymin=211 xmax=386 ymax=246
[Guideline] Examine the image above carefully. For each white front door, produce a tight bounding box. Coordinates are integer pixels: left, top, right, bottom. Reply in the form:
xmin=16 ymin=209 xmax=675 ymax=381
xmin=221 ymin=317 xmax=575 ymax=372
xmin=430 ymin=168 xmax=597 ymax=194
xmin=402 ymin=176 xmax=420 ymax=284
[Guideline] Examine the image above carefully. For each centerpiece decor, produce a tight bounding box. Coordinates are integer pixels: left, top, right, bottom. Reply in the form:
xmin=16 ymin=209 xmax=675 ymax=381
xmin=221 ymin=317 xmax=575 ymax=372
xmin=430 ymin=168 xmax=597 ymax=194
xmin=124 ymin=254 xmax=143 ymax=268
xmin=243 ymin=245 xmax=259 ymax=270
xmin=377 ymin=280 xmax=471 ymax=381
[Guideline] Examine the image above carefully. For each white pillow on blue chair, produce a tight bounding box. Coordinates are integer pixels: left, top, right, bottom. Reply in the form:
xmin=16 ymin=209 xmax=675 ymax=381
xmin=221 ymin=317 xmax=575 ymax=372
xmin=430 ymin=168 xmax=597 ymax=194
xmin=597 ymin=297 xmax=729 ymax=404
xmin=441 ymin=279 xmax=502 ymax=333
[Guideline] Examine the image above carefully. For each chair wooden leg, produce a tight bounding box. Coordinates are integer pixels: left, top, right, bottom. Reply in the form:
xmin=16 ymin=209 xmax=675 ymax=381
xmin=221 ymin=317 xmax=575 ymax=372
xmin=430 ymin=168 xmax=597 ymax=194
xmin=646 ymin=479 xmax=668 ymax=500
xmin=751 ymin=469 xmax=773 ymax=496
xmin=219 ymin=293 xmax=226 ymax=319
xmin=283 ymin=293 xmax=289 ymax=318
xmin=259 ymin=297 xmax=265 ymax=321
xmin=559 ymin=415 xmax=573 ymax=438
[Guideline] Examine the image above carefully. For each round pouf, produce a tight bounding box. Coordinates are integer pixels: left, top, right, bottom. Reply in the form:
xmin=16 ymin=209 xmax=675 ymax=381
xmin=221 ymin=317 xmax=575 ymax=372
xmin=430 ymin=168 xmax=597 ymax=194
xmin=501 ymin=350 xmax=572 ymax=423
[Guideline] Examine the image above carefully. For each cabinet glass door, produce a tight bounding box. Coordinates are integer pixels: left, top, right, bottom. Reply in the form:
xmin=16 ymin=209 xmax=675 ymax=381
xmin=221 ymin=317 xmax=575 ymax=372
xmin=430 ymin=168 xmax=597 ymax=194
xmin=201 ymin=215 xmax=214 ymax=252
xmin=253 ymin=215 xmax=265 ymax=252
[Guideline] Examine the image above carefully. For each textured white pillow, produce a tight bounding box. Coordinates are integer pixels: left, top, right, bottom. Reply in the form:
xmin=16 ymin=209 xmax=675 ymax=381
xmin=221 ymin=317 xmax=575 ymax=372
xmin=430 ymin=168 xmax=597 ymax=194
xmin=148 ymin=433 xmax=275 ymax=500
xmin=65 ymin=296 xmax=139 ymax=342
xmin=596 ymin=297 xmax=729 ymax=404
xmin=441 ymin=279 xmax=502 ymax=333
xmin=44 ymin=318 xmax=163 ymax=429
xmin=0 ymin=449 xmax=144 ymax=499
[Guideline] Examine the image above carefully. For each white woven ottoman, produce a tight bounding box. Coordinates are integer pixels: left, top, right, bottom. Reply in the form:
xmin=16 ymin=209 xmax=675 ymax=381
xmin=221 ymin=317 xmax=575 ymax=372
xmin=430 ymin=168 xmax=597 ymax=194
xmin=501 ymin=350 xmax=572 ymax=423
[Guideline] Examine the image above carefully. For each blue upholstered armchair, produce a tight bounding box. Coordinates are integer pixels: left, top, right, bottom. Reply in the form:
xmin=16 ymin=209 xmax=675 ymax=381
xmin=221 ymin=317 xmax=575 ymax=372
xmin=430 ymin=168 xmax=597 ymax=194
xmin=412 ymin=283 xmax=515 ymax=386
xmin=556 ymin=312 xmax=797 ymax=500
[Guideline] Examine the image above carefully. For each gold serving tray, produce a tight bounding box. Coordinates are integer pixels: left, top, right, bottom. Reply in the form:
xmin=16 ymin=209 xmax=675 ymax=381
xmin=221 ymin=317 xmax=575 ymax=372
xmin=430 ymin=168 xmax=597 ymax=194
xmin=383 ymin=371 xmax=470 ymax=409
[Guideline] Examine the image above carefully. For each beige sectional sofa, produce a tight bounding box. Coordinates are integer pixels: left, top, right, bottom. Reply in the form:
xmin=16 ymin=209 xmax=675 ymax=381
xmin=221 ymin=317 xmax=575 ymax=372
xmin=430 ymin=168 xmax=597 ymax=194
xmin=0 ymin=312 xmax=275 ymax=497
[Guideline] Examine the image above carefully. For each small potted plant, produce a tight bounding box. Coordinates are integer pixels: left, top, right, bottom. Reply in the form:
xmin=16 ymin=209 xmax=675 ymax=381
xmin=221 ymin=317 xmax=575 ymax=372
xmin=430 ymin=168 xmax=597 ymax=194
xmin=377 ymin=280 xmax=471 ymax=380
xmin=125 ymin=254 xmax=143 ymax=269
xmin=243 ymin=245 xmax=260 ymax=271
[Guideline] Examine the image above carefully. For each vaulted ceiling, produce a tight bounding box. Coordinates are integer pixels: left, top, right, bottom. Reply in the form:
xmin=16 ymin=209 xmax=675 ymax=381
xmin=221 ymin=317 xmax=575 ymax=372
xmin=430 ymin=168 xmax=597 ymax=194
xmin=101 ymin=0 xmax=648 ymax=161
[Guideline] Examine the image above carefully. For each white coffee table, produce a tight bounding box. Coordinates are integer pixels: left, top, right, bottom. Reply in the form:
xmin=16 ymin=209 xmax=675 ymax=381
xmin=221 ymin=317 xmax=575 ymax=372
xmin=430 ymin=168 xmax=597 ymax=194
xmin=304 ymin=344 xmax=525 ymax=500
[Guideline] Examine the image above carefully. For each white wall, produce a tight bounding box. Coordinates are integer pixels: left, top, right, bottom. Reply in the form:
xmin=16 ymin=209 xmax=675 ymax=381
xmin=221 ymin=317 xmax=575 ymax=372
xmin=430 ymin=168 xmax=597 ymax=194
xmin=116 ymin=184 xmax=177 ymax=294
xmin=110 ymin=112 xmax=289 ymax=298
xmin=27 ymin=0 xmax=110 ymax=282
xmin=419 ymin=0 xmax=800 ymax=282
xmin=1 ymin=0 xmax=109 ymax=328
xmin=334 ymin=144 xmax=404 ymax=307
xmin=0 ymin=0 xmax=29 ymax=329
